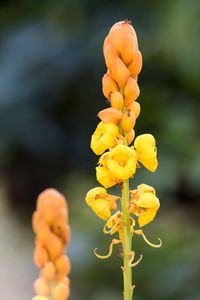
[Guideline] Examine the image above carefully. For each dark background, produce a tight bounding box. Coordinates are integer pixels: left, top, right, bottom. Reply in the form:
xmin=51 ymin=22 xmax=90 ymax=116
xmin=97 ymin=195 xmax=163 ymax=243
xmin=0 ymin=0 xmax=199 ymax=299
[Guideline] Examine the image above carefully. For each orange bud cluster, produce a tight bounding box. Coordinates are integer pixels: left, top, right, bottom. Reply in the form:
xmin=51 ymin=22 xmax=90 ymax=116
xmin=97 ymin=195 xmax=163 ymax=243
xmin=32 ymin=189 xmax=71 ymax=300
xmin=100 ymin=20 xmax=142 ymax=143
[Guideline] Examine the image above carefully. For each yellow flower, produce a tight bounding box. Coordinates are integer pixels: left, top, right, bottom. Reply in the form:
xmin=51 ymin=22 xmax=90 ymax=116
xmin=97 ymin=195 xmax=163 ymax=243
xmin=85 ymin=187 xmax=119 ymax=220
xmin=90 ymin=122 xmax=118 ymax=155
xmin=130 ymin=184 xmax=160 ymax=227
xmin=134 ymin=134 xmax=158 ymax=172
xmin=106 ymin=144 xmax=137 ymax=180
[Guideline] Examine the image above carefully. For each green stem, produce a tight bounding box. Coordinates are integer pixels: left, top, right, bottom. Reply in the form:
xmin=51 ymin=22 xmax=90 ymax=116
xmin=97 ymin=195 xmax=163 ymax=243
xmin=121 ymin=179 xmax=133 ymax=300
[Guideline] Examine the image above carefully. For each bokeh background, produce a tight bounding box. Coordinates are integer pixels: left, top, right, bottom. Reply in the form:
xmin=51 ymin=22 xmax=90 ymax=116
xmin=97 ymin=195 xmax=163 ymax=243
xmin=0 ymin=1 xmax=200 ymax=299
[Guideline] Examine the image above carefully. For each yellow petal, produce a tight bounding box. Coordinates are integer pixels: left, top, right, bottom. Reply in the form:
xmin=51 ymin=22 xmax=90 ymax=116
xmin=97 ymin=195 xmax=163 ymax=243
xmin=137 ymin=183 xmax=156 ymax=195
xmin=89 ymin=199 xmax=111 ymax=220
xmin=140 ymin=157 xmax=158 ymax=172
xmin=138 ymin=208 xmax=159 ymax=227
xmin=96 ymin=166 xmax=117 ymax=188
xmin=98 ymin=152 xmax=110 ymax=166
xmin=136 ymin=193 xmax=160 ymax=209
xmin=134 ymin=134 xmax=156 ymax=148
xmin=109 ymin=144 xmax=136 ymax=162
xmin=107 ymin=159 xmax=125 ymax=180
xmin=85 ymin=187 xmax=107 ymax=205
xmin=106 ymin=145 xmax=137 ymax=180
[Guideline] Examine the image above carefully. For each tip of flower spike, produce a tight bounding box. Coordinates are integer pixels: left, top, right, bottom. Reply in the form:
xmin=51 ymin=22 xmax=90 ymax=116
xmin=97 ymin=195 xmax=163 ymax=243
xmin=123 ymin=18 xmax=132 ymax=24
xmin=94 ymin=239 xmax=121 ymax=259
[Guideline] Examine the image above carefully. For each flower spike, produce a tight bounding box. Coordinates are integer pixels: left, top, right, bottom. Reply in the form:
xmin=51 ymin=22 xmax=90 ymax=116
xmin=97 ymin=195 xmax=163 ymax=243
xmin=86 ymin=20 xmax=162 ymax=299
xmin=94 ymin=239 xmax=121 ymax=259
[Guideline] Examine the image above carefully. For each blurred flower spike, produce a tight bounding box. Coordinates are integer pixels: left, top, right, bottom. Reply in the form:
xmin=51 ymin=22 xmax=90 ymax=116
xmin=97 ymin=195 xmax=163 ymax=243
xmin=32 ymin=189 xmax=71 ymax=300
xmin=85 ymin=20 xmax=162 ymax=299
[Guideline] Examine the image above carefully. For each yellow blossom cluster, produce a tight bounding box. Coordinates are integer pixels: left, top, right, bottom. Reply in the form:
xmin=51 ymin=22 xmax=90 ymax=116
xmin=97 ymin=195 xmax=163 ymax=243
xmin=85 ymin=19 xmax=161 ymax=291
xmin=32 ymin=189 xmax=71 ymax=300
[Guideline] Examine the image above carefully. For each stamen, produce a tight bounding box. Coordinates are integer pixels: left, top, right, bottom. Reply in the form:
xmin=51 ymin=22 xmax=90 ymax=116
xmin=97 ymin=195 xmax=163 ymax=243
xmin=94 ymin=239 xmax=121 ymax=259
xmin=103 ymin=220 xmax=120 ymax=235
xmin=129 ymin=254 xmax=143 ymax=267
xmin=134 ymin=229 xmax=162 ymax=248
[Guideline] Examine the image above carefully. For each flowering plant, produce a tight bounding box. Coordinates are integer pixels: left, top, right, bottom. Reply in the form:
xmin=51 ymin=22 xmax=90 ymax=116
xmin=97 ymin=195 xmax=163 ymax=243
xmin=86 ymin=20 xmax=162 ymax=300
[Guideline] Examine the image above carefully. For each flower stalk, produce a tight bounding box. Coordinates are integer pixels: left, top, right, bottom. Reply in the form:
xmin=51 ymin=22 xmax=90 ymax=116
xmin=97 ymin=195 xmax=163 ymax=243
xmin=121 ymin=179 xmax=133 ymax=299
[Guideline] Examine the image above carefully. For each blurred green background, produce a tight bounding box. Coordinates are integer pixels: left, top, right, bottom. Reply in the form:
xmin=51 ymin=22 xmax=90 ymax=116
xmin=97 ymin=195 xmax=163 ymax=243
xmin=0 ymin=0 xmax=199 ymax=299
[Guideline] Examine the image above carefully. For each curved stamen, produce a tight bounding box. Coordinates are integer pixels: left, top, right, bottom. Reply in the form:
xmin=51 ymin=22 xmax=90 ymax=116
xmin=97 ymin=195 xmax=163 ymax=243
xmin=103 ymin=220 xmax=120 ymax=235
xmin=129 ymin=254 xmax=143 ymax=267
xmin=94 ymin=239 xmax=121 ymax=259
xmin=134 ymin=229 xmax=162 ymax=248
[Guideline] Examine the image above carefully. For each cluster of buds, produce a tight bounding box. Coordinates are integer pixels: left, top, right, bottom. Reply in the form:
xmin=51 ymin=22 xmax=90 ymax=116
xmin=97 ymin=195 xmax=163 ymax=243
xmin=32 ymin=189 xmax=71 ymax=300
xmin=86 ymin=20 xmax=161 ymax=274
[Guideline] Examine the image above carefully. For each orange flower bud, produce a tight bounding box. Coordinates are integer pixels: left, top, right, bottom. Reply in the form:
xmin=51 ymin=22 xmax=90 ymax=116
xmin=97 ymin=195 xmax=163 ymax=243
xmin=102 ymin=73 xmax=119 ymax=99
xmin=110 ymin=57 xmax=130 ymax=88
xmin=37 ymin=220 xmax=50 ymax=245
xmin=52 ymin=283 xmax=70 ymax=300
xmin=41 ymin=262 xmax=55 ymax=281
xmin=121 ymin=110 xmax=136 ymax=132
xmin=34 ymin=278 xmax=49 ymax=296
xmin=60 ymin=224 xmax=71 ymax=246
xmin=37 ymin=189 xmax=66 ymax=225
xmin=125 ymin=129 xmax=135 ymax=145
xmin=110 ymin=91 xmax=124 ymax=110
xmin=104 ymin=44 xmax=118 ymax=70
xmin=98 ymin=107 xmax=122 ymax=124
xmin=37 ymin=189 xmax=67 ymax=211
xmin=56 ymin=255 xmax=71 ymax=276
xmin=121 ymin=33 xmax=137 ymax=66
xmin=46 ymin=233 xmax=63 ymax=261
xmin=127 ymin=101 xmax=141 ymax=119
xmin=124 ymin=77 xmax=140 ymax=107
xmin=128 ymin=50 xmax=142 ymax=78
xmin=59 ymin=276 xmax=70 ymax=287
xmin=34 ymin=245 xmax=48 ymax=268
xmin=108 ymin=21 xmax=138 ymax=53
xmin=32 ymin=211 xmax=41 ymax=234
xmin=53 ymin=208 xmax=68 ymax=237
